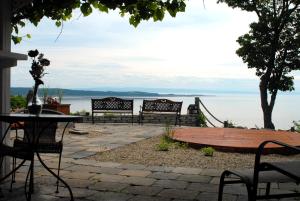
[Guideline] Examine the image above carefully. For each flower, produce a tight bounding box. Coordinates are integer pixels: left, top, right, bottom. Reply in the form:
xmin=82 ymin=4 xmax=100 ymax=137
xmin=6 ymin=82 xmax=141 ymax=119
xmin=28 ymin=49 xmax=50 ymax=86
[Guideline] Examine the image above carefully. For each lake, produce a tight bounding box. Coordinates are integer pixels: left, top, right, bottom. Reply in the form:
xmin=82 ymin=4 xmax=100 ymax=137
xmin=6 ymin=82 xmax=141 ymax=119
xmin=61 ymin=94 xmax=300 ymax=130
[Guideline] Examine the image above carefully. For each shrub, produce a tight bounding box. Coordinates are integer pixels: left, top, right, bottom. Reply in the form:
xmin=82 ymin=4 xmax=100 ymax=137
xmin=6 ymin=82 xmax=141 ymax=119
xmin=198 ymin=112 xmax=207 ymax=127
xmin=173 ymin=141 xmax=189 ymax=149
xmin=200 ymin=147 xmax=215 ymax=157
xmin=156 ymin=141 xmax=169 ymax=151
xmin=293 ymin=121 xmax=300 ymax=132
xmin=224 ymin=120 xmax=235 ymax=128
xmin=10 ymin=95 xmax=26 ymax=110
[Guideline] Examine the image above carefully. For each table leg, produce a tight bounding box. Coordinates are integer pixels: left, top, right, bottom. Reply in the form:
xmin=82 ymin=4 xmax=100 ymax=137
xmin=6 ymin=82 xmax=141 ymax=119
xmin=29 ymin=157 xmax=34 ymax=194
xmin=36 ymin=152 xmax=74 ymax=201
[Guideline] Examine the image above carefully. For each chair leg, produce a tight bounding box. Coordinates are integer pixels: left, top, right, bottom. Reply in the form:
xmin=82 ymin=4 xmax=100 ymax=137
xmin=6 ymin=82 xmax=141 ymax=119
xmin=56 ymin=151 xmax=63 ymax=193
xmin=0 ymin=187 xmax=3 ymax=198
xmin=246 ymin=183 xmax=254 ymax=201
xmin=0 ymin=158 xmax=3 ymax=197
xmin=265 ymin=182 xmax=271 ymax=196
xmin=218 ymin=171 xmax=227 ymax=201
xmin=29 ymin=157 xmax=34 ymax=194
xmin=10 ymin=157 xmax=16 ymax=192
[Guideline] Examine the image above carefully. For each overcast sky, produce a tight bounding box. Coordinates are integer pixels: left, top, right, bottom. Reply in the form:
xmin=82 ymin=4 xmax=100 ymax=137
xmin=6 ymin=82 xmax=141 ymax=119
xmin=11 ymin=0 xmax=300 ymax=93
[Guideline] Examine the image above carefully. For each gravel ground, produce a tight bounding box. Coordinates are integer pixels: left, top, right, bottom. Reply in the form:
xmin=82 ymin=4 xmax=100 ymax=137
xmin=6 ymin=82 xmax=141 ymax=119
xmin=88 ymin=135 xmax=300 ymax=170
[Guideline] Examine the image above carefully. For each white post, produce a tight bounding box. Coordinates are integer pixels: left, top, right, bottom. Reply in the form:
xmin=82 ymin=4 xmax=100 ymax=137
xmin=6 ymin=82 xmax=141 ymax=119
xmin=0 ymin=0 xmax=12 ymax=176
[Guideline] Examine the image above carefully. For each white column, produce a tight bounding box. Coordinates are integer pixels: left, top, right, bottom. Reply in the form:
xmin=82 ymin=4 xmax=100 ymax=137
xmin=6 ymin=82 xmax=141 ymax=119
xmin=0 ymin=0 xmax=12 ymax=176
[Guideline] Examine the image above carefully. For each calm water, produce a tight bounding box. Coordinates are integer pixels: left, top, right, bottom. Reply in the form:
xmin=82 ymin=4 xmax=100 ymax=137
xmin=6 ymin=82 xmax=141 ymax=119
xmin=62 ymin=94 xmax=300 ymax=130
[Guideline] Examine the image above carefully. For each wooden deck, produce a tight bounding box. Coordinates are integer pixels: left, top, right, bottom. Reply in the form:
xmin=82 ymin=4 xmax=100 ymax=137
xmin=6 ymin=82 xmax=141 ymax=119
xmin=173 ymin=127 xmax=300 ymax=153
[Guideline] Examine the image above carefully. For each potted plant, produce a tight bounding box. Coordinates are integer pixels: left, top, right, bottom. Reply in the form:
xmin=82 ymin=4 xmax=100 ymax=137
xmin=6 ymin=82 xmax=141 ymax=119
xmin=43 ymin=89 xmax=70 ymax=114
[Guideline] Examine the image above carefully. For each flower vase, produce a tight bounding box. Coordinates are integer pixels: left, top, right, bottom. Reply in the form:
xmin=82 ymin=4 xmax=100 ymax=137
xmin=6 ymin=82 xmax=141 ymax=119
xmin=28 ymin=94 xmax=43 ymax=115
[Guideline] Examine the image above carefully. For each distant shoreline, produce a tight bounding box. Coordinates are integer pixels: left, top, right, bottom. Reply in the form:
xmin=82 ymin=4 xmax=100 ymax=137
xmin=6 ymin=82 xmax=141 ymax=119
xmin=11 ymin=87 xmax=269 ymax=97
xmin=11 ymin=87 xmax=209 ymax=97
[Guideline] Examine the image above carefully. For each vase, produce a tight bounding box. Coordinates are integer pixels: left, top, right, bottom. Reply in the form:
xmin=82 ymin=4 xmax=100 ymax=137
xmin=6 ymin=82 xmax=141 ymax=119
xmin=28 ymin=93 xmax=43 ymax=115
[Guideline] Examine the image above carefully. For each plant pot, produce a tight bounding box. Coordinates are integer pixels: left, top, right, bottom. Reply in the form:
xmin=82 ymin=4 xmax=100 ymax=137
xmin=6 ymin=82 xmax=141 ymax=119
xmin=43 ymin=104 xmax=70 ymax=114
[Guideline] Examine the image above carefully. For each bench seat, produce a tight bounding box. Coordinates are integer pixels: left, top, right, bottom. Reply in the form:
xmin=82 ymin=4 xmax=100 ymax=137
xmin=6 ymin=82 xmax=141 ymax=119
xmin=91 ymin=97 xmax=133 ymax=123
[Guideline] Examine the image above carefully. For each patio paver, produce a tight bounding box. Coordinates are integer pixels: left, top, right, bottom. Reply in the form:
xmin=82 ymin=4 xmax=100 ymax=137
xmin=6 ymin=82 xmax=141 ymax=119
xmin=1 ymin=123 xmax=300 ymax=201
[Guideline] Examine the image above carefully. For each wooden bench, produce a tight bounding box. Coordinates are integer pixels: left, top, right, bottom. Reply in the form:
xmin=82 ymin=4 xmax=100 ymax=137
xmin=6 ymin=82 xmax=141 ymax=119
xmin=91 ymin=97 xmax=134 ymax=124
xmin=139 ymin=99 xmax=182 ymax=126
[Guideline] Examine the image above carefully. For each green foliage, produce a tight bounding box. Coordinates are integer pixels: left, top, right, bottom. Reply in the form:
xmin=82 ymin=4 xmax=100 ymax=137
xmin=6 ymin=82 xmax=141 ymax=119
xmin=156 ymin=123 xmax=189 ymax=151
xmin=10 ymin=95 xmax=26 ymax=110
xmin=197 ymin=112 xmax=207 ymax=127
xmin=72 ymin=109 xmax=89 ymax=116
xmin=218 ymin=0 xmax=300 ymax=129
xmin=224 ymin=120 xmax=235 ymax=128
xmin=293 ymin=121 xmax=300 ymax=132
xmin=12 ymin=0 xmax=186 ymax=43
xmin=155 ymin=141 xmax=170 ymax=151
xmin=173 ymin=141 xmax=189 ymax=149
xmin=200 ymin=147 xmax=215 ymax=157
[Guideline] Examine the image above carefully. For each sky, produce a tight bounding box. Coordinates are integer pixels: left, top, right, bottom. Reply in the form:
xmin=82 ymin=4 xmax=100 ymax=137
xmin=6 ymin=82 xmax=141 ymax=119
xmin=11 ymin=0 xmax=300 ymax=94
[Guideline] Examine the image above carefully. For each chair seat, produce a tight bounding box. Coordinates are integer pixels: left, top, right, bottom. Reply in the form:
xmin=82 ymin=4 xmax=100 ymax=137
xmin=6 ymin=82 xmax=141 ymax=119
xmin=0 ymin=144 xmax=32 ymax=160
xmin=14 ymin=139 xmax=62 ymax=154
xmin=228 ymin=168 xmax=295 ymax=184
xmin=261 ymin=161 xmax=300 ymax=182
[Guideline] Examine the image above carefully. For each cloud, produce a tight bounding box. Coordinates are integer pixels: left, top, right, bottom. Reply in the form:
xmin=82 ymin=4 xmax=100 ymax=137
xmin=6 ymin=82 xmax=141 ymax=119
xmin=12 ymin=0 xmax=300 ymax=94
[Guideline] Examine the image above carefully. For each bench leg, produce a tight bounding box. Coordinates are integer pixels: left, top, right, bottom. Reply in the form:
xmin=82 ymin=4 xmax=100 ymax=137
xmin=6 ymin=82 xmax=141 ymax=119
xmin=138 ymin=113 xmax=143 ymax=125
xmin=131 ymin=113 xmax=133 ymax=125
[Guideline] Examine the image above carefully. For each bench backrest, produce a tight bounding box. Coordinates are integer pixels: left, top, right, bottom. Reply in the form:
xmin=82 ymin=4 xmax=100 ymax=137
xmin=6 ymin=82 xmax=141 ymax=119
xmin=92 ymin=97 xmax=133 ymax=112
xmin=142 ymin=99 xmax=182 ymax=113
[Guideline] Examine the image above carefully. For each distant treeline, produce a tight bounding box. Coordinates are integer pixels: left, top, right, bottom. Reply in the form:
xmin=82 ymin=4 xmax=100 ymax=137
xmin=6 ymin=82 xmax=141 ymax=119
xmin=11 ymin=87 xmax=162 ymax=97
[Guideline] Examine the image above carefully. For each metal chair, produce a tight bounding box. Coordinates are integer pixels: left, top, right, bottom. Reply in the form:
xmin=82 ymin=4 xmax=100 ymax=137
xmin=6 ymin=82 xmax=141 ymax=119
xmin=218 ymin=140 xmax=300 ymax=201
xmin=0 ymin=124 xmax=33 ymax=198
xmin=11 ymin=109 xmax=65 ymax=193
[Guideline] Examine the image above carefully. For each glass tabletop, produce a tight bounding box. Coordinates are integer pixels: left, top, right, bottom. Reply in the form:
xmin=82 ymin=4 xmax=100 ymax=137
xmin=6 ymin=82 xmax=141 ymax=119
xmin=0 ymin=113 xmax=83 ymax=123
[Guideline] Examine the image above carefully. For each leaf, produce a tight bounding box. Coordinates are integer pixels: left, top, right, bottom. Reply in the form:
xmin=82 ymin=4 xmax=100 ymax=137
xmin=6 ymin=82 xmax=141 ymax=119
xmin=12 ymin=36 xmax=22 ymax=44
xmin=18 ymin=21 xmax=25 ymax=27
xmin=55 ymin=21 xmax=62 ymax=27
xmin=80 ymin=3 xmax=93 ymax=16
xmin=98 ymin=3 xmax=109 ymax=13
xmin=154 ymin=8 xmax=164 ymax=21
xmin=13 ymin=26 xmax=19 ymax=34
xmin=26 ymin=34 xmax=31 ymax=39
xmin=129 ymin=16 xmax=140 ymax=27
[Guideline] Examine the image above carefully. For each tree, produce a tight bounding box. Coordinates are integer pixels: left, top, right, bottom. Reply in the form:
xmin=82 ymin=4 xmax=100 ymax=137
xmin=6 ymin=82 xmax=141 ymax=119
xmin=218 ymin=0 xmax=300 ymax=129
xmin=11 ymin=0 xmax=186 ymax=43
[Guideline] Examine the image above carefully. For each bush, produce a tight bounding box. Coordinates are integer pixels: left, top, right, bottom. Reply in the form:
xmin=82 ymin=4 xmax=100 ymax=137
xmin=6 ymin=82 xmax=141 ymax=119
xmin=156 ymin=123 xmax=190 ymax=151
xmin=200 ymin=147 xmax=215 ymax=157
xmin=156 ymin=141 xmax=169 ymax=151
xmin=224 ymin=120 xmax=235 ymax=128
xmin=173 ymin=141 xmax=189 ymax=149
xmin=293 ymin=121 xmax=300 ymax=132
xmin=198 ymin=112 xmax=207 ymax=127
xmin=11 ymin=95 xmax=26 ymax=110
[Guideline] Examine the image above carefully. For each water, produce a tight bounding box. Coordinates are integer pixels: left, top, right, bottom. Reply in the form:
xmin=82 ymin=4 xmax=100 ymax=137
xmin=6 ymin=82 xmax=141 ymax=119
xmin=61 ymin=94 xmax=300 ymax=130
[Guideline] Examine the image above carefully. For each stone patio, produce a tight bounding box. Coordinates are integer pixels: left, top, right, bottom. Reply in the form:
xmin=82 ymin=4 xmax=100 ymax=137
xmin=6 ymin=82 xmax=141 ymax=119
xmin=1 ymin=123 xmax=299 ymax=201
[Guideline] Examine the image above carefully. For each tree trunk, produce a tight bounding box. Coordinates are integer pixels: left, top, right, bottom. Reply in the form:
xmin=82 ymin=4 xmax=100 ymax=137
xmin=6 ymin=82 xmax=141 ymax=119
xmin=263 ymin=107 xmax=275 ymax=129
xmin=259 ymin=78 xmax=275 ymax=129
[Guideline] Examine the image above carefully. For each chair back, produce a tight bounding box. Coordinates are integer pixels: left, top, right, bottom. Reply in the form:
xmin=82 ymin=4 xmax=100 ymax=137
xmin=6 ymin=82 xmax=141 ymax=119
xmin=23 ymin=109 xmax=64 ymax=144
